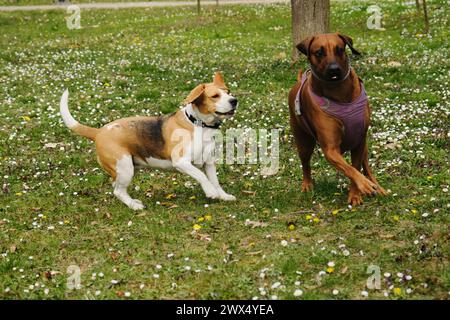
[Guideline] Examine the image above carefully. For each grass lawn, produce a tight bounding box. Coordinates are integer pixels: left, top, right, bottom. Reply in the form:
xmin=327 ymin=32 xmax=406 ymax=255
xmin=0 ymin=0 xmax=228 ymax=7
xmin=0 ymin=0 xmax=448 ymax=299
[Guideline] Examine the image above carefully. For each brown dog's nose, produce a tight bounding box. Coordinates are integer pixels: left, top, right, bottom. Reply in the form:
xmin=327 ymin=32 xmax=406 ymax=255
xmin=326 ymin=64 xmax=342 ymax=80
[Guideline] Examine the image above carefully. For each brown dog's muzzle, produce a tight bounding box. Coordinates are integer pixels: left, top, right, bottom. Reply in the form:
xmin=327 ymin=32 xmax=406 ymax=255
xmin=326 ymin=63 xmax=343 ymax=81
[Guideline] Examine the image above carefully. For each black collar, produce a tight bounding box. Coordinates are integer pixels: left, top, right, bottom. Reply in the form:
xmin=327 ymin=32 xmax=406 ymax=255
xmin=185 ymin=110 xmax=222 ymax=129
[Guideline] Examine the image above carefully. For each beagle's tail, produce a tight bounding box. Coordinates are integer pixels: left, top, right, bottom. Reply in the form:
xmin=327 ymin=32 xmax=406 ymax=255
xmin=60 ymin=89 xmax=99 ymax=141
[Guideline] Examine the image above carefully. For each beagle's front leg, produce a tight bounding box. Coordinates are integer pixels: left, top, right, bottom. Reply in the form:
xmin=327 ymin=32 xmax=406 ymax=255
xmin=204 ymin=163 xmax=236 ymax=201
xmin=173 ymin=159 xmax=220 ymax=199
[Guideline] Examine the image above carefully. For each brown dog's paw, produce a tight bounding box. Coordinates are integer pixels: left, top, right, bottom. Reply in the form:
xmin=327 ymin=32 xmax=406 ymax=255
xmin=355 ymin=176 xmax=378 ymax=196
xmin=348 ymin=193 xmax=363 ymax=206
xmin=376 ymin=185 xmax=388 ymax=196
xmin=301 ymin=180 xmax=313 ymax=192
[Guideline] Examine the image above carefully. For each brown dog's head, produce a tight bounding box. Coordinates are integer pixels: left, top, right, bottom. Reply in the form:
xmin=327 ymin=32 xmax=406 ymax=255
xmin=183 ymin=72 xmax=238 ymax=122
xmin=296 ymin=33 xmax=361 ymax=82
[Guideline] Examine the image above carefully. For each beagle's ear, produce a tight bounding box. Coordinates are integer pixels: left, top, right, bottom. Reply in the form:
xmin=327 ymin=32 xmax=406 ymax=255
xmin=183 ymin=84 xmax=205 ymax=105
xmin=213 ymin=72 xmax=228 ymax=90
xmin=337 ymin=33 xmax=361 ymax=56
xmin=296 ymin=36 xmax=315 ymax=57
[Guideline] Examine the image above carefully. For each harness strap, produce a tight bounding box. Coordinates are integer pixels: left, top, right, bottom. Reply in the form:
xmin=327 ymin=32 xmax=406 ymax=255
xmin=294 ymin=70 xmax=367 ymax=152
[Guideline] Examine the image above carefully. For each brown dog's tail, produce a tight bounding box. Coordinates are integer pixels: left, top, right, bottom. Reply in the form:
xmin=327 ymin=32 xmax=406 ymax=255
xmin=297 ymin=69 xmax=303 ymax=82
xmin=59 ymin=89 xmax=99 ymax=141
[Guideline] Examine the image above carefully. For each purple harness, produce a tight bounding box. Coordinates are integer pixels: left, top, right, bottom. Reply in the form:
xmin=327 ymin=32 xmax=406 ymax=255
xmin=294 ymin=71 xmax=368 ymax=152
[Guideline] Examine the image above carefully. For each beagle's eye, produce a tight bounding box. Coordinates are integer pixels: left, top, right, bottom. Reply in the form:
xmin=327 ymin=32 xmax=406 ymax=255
xmin=212 ymin=94 xmax=220 ymax=99
xmin=336 ymin=47 xmax=345 ymax=55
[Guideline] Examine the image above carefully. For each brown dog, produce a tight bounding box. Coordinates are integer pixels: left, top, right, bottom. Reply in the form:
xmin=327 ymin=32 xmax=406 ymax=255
xmin=288 ymin=33 xmax=386 ymax=205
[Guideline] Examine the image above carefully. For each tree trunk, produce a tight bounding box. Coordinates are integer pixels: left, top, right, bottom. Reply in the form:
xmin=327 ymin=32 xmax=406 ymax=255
xmin=291 ymin=0 xmax=330 ymax=61
xmin=197 ymin=0 xmax=201 ymax=15
xmin=422 ymin=0 xmax=429 ymax=33
xmin=415 ymin=0 xmax=420 ymax=11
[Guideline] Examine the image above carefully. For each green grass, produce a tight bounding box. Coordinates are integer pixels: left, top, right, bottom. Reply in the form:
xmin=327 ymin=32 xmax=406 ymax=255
xmin=0 ymin=0 xmax=223 ymax=6
xmin=0 ymin=0 xmax=449 ymax=300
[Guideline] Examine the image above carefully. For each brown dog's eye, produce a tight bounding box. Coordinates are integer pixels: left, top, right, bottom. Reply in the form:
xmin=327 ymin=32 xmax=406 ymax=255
xmin=212 ymin=94 xmax=220 ymax=99
xmin=315 ymin=50 xmax=324 ymax=58
xmin=336 ymin=47 xmax=345 ymax=55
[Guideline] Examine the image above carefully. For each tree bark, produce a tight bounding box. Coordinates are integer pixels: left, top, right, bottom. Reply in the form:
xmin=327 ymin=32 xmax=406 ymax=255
xmin=291 ymin=0 xmax=330 ymax=61
xmin=197 ymin=0 xmax=201 ymax=15
xmin=422 ymin=0 xmax=429 ymax=33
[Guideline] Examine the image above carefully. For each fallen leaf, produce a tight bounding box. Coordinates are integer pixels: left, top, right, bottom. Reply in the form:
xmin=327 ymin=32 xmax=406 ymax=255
xmin=242 ymin=190 xmax=256 ymax=196
xmin=245 ymin=219 xmax=268 ymax=228
xmin=387 ymin=61 xmax=402 ymax=67
xmin=44 ymin=142 xmax=60 ymax=149
xmin=245 ymin=250 xmax=263 ymax=256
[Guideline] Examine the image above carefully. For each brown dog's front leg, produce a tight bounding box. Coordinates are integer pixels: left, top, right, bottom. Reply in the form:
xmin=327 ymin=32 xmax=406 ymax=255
xmin=361 ymin=144 xmax=387 ymax=196
xmin=322 ymin=147 xmax=379 ymax=197
xmin=349 ymin=144 xmax=365 ymax=205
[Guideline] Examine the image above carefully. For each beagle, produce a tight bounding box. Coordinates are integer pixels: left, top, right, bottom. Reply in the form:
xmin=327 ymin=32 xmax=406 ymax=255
xmin=60 ymin=72 xmax=238 ymax=210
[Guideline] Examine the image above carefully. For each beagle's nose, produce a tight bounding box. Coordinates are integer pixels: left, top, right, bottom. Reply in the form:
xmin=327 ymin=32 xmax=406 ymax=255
xmin=229 ymin=98 xmax=238 ymax=109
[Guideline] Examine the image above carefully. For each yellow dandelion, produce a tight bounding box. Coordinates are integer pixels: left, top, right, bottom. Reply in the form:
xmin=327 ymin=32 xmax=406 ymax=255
xmin=288 ymin=224 xmax=295 ymax=231
xmin=313 ymin=217 xmax=320 ymax=223
xmin=393 ymin=215 xmax=400 ymax=222
xmin=189 ymin=196 xmax=196 ymax=200
xmin=197 ymin=217 xmax=205 ymax=222
xmin=193 ymin=224 xmax=202 ymax=230
xmin=305 ymin=215 xmax=312 ymax=220
xmin=393 ymin=287 xmax=402 ymax=296
xmin=326 ymin=267 xmax=334 ymax=274
xmin=21 ymin=116 xmax=31 ymax=121
xmin=204 ymin=215 xmax=212 ymax=221
xmin=411 ymin=209 xmax=417 ymax=214
xmin=332 ymin=209 xmax=340 ymax=215
xmin=15 ymin=192 xmax=23 ymax=196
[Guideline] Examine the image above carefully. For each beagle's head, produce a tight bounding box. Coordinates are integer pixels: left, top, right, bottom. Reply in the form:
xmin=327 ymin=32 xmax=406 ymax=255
xmin=183 ymin=72 xmax=238 ymax=122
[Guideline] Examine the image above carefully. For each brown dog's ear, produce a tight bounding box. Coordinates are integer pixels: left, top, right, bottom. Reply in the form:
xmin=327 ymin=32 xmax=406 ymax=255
xmin=337 ymin=33 xmax=361 ymax=55
xmin=296 ymin=36 xmax=315 ymax=56
xmin=213 ymin=72 xmax=228 ymax=90
xmin=183 ymin=84 xmax=205 ymax=105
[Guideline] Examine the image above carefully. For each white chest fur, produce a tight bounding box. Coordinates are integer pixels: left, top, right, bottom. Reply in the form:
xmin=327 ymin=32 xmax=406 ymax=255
xmin=190 ymin=126 xmax=217 ymax=167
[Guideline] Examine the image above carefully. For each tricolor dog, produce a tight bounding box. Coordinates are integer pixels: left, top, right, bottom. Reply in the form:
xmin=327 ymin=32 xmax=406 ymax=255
xmin=288 ymin=33 xmax=387 ymax=205
xmin=60 ymin=72 xmax=237 ymax=210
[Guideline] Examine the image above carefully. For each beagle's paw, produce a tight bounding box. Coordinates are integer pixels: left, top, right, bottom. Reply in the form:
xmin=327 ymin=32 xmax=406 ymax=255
xmin=219 ymin=192 xmax=236 ymax=201
xmin=203 ymin=184 xmax=221 ymax=199
xmin=127 ymin=199 xmax=145 ymax=211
